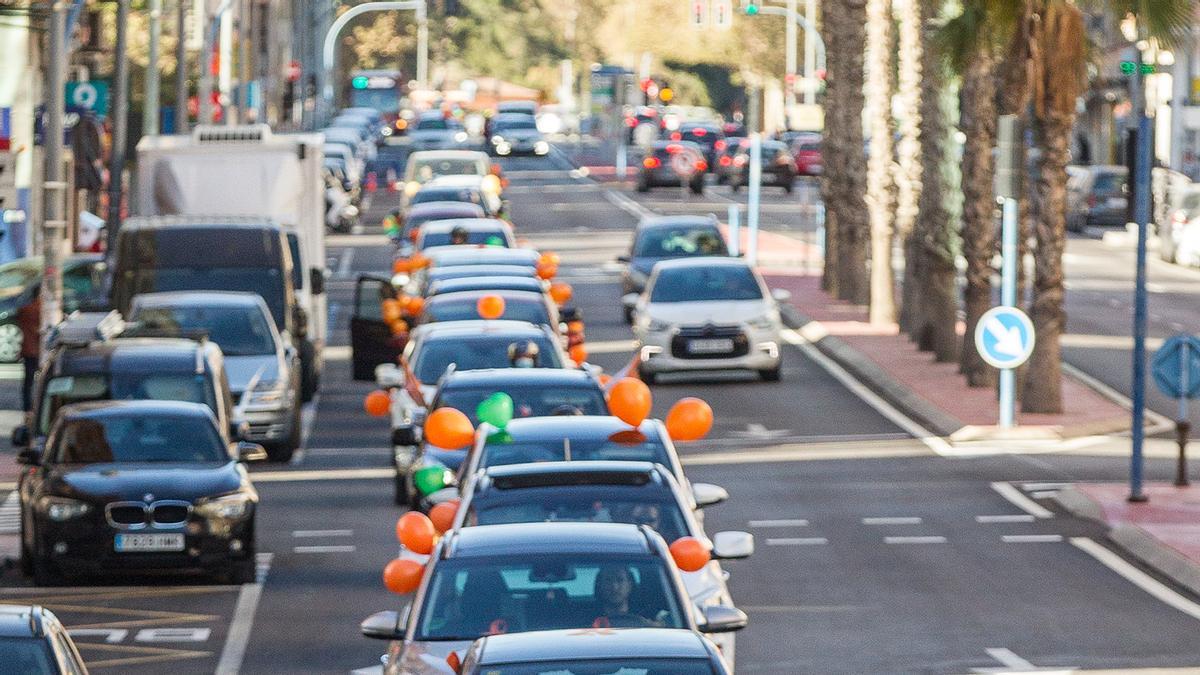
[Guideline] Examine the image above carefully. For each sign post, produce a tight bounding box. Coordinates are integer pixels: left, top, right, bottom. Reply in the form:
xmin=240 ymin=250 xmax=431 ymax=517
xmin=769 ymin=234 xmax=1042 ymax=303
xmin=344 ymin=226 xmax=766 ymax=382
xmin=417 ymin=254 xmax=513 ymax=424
xmin=987 ymin=115 xmax=1028 ymax=429
xmin=1151 ymin=334 xmax=1200 ymax=486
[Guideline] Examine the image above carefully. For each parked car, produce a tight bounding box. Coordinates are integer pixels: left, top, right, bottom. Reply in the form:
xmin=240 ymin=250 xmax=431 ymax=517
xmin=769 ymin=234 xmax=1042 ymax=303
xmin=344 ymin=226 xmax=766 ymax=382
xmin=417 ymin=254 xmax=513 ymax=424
xmin=629 ymin=257 xmax=789 ymax=383
xmin=1066 ymin=165 xmax=1128 ymax=232
xmin=0 ymin=604 xmax=89 ymax=673
xmin=127 ymin=291 xmax=302 ymax=461
xmin=18 ymin=400 xmax=264 ymax=585
xmin=0 ymin=254 xmax=105 ymax=363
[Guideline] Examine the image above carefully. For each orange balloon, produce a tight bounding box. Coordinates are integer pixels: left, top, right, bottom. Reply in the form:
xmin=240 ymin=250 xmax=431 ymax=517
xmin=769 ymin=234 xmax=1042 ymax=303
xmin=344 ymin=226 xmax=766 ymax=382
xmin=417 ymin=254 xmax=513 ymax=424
xmin=363 ymin=389 xmax=391 ymax=417
xmin=608 ymin=378 xmax=652 ymax=427
xmin=410 ymin=253 xmax=430 ymax=269
xmin=569 ymin=344 xmax=588 ymax=366
xmin=477 ymin=295 xmax=506 ymax=320
xmin=669 ymin=536 xmax=711 ymax=572
xmin=567 ymin=320 xmax=585 ymax=335
xmin=404 ymin=296 xmax=425 ymax=317
xmin=539 ymin=252 xmax=561 ymax=268
xmin=382 ymin=298 xmax=402 ymax=323
xmin=383 ymin=558 xmax=425 ymax=594
xmin=598 ymin=374 xmax=612 ymax=387
xmin=536 ymin=263 xmax=558 ymax=280
xmin=429 ymin=499 xmax=460 ymax=534
xmin=424 ymin=407 xmax=475 ymax=450
xmin=388 ymin=318 xmax=409 ymax=336
xmin=393 ymin=258 xmax=412 ymax=274
xmin=665 ymin=397 xmax=714 ymax=442
xmin=396 ymin=511 xmax=436 ymax=554
xmin=549 ymin=282 xmax=573 ymax=305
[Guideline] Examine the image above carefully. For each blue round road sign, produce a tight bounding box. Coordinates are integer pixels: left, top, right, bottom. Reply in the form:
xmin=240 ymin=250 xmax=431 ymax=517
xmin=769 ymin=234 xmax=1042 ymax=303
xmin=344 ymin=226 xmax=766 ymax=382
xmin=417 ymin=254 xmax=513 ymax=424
xmin=974 ymin=307 xmax=1035 ymax=370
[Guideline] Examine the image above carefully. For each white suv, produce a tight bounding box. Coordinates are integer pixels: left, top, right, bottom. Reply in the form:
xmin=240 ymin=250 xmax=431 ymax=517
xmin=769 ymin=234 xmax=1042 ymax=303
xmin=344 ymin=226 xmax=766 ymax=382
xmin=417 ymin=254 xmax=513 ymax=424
xmin=629 ymin=257 xmax=788 ymax=383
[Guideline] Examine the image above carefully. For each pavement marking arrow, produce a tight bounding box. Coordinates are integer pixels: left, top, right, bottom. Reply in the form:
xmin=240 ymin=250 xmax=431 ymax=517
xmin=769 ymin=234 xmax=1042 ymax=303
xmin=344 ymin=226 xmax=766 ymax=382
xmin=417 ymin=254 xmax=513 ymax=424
xmin=985 ymin=316 xmax=1025 ymax=358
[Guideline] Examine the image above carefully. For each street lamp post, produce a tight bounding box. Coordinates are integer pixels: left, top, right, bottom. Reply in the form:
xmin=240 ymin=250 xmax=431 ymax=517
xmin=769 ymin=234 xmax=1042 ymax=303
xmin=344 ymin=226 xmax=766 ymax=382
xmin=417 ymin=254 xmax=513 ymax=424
xmin=1129 ymin=30 xmax=1154 ymax=503
xmin=105 ymin=0 xmax=131 ymax=254
xmin=41 ymin=0 xmax=69 ymax=346
xmin=175 ymin=0 xmax=188 ymax=133
xmin=144 ymin=0 xmax=163 ymax=136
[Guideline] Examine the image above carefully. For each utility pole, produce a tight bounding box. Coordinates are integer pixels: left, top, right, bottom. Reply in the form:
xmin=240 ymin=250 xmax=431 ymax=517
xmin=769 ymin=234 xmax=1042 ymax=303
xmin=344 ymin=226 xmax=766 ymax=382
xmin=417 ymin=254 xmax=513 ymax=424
xmin=416 ymin=0 xmax=429 ymax=86
xmin=1129 ymin=34 xmax=1154 ymax=503
xmin=41 ymin=0 xmax=68 ymax=343
xmin=803 ymin=0 xmax=815 ymax=105
xmin=175 ymin=0 xmax=188 ymax=133
xmin=144 ymin=0 xmax=163 ymax=136
xmin=784 ymin=0 xmax=797 ymax=126
xmin=106 ymin=0 xmax=131 ymax=255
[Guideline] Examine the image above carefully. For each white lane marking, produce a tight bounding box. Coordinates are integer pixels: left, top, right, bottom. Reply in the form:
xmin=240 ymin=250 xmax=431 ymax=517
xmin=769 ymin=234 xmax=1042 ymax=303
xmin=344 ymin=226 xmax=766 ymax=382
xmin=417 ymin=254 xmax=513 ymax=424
xmin=748 ymin=519 xmax=809 ymax=528
xmin=214 ymin=552 xmax=272 ymax=675
xmin=294 ymin=545 xmax=357 ymax=554
xmin=251 ymin=468 xmax=393 ymax=482
xmin=0 ymin=491 xmax=19 ymax=535
xmin=1030 ymin=490 xmax=1060 ymax=499
xmin=604 ymin=189 xmax=653 ymax=219
xmin=779 ymin=328 xmax=958 ymax=457
xmin=862 ymin=517 xmax=922 ymax=525
xmin=1071 ymin=536 xmax=1200 ymax=622
xmin=1020 ymin=482 xmax=1070 ymax=491
xmin=976 ymin=514 xmax=1037 ymax=524
xmin=990 ymin=482 xmax=1054 ymax=519
xmin=292 ymin=529 xmax=354 ymax=538
xmin=583 ymin=339 xmax=637 ymax=354
xmin=767 ymin=537 xmax=828 ymax=546
xmin=351 ymin=666 xmax=384 ymax=675
xmin=336 ymin=247 xmax=356 ymax=278
xmin=1002 ymin=534 xmax=1064 ymax=543
xmin=681 ymin=442 xmax=932 ymax=466
xmin=986 ymin=648 xmax=1035 ymax=668
xmin=883 ymin=536 xmax=947 ymax=544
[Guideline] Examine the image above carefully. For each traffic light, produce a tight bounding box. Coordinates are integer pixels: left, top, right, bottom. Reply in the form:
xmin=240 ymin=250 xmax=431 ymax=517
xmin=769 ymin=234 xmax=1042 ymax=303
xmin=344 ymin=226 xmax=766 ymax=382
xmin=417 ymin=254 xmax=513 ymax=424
xmin=745 ymin=1 xmax=759 ymax=15
xmin=351 ymin=76 xmax=369 ymax=90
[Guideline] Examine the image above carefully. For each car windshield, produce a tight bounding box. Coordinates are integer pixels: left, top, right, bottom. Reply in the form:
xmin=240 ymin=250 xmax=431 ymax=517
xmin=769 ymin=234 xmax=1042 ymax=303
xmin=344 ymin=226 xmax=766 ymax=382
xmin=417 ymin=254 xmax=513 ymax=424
xmin=415 ymin=555 xmax=686 ymax=640
xmin=421 ymin=231 xmax=509 ymax=248
xmin=39 ymin=373 xmax=217 ymax=434
xmin=495 ymin=119 xmax=538 ymax=131
xmin=435 ymin=384 xmax=607 ymax=424
xmin=468 ymin=487 xmax=690 ymax=543
xmin=411 ymin=335 xmax=562 ymax=383
xmin=0 ymin=261 xmax=39 ymax=300
xmin=476 ymin=658 xmax=716 ymax=674
xmin=480 ymin=432 xmax=671 ymax=470
xmin=634 ymin=228 xmax=727 ymax=258
xmin=49 ymin=413 xmax=227 ymax=464
xmin=412 ymin=189 xmax=483 ymax=207
xmin=1092 ymin=172 xmax=1126 ymax=195
xmin=128 ymin=267 xmax=288 ymax=329
xmin=133 ymin=305 xmax=276 ymax=356
xmin=650 ymin=266 xmax=761 ymax=303
xmin=0 ymin=637 xmax=55 ymax=672
xmin=425 ymin=297 xmax=549 ymax=326
xmin=410 ymin=159 xmax=483 ymax=183
xmin=417 ymin=118 xmax=450 ymax=130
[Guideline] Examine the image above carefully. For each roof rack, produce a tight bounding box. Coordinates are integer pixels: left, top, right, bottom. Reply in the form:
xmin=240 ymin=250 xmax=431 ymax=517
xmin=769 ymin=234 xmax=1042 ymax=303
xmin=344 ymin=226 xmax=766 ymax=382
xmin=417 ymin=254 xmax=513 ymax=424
xmin=47 ymin=311 xmax=125 ymax=348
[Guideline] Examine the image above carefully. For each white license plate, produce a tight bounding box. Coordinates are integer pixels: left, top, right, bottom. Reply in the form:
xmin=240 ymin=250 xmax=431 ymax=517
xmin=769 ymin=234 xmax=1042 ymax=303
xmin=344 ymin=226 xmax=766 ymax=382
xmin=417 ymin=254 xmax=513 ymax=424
xmin=115 ymin=533 xmax=185 ymax=552
xmin=688 ymin=338 xmax=735 ymax=354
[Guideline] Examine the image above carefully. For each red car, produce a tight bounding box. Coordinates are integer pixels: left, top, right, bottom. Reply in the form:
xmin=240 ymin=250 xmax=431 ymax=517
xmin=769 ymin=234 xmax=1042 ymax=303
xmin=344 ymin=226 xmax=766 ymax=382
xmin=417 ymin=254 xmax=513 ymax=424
xmin=790 ymin=135 xmax=823 ymax=176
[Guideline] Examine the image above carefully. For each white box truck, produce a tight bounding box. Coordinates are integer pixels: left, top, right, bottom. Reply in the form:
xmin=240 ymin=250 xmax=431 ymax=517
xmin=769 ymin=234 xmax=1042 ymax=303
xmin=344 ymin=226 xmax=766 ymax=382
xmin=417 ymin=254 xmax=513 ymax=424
xmin=132 ymin=125 xmax=328 ymax=400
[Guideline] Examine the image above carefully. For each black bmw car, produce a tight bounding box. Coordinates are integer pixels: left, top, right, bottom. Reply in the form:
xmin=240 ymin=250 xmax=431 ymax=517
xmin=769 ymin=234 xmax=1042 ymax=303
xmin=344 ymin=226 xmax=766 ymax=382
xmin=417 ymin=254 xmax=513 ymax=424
xmin=18 ymin=400 xmax=264 ymax=585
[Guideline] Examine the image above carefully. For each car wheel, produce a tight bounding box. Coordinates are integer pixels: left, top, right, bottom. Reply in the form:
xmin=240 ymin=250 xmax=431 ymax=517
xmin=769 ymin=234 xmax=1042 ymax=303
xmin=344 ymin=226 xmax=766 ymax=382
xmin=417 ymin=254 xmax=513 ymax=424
xmin=267 ymin=409 xmax=301 ymax=462
xmin=300 ymin=343 xmax=318 ymax=402
xmin=228 ymin=558 xmax=256 ymax=584
xmin=690 ymin=179 xmax=704 ymax=195
xmin=759 ymin=366 xmax=782 ymax=382
xmin=0 ymin=323 xmax=22 ymax=363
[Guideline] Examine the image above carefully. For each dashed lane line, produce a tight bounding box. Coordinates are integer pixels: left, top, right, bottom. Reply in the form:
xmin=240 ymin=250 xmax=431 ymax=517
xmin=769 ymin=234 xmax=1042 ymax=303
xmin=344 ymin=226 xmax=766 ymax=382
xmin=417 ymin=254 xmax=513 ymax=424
xmin=292 ymin=530 xmax=353 ymax=538
xmin=748 ymin=519 xmax=809 ymax=528
xmin=862 ymin=517 xmax=922 ymax=526
xmin=884 ymin=536 xmax=948 ymax=545
xmin=1002 ymin=534 xmax=1064 ymax=543
xmin=976 ymin=514 xmax=1037 ymax=524
xmin=293 ymin=545 xmax=357 ymax=554
xmin=766 ymin=538 xmax=828 ymax=546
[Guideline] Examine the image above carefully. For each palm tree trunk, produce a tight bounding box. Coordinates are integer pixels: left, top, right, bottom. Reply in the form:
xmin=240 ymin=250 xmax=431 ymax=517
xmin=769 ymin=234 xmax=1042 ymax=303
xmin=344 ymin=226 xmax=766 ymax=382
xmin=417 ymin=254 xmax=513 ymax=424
xmin=829 ymin=0 xmax=870 ymax=304
xmin=913 ymin=0 xmax=957 ymax=362
xmin=895 ymin=0 xmax=923 ymax=336
xmin=820 ymin=0 xmax=841 ymax=296
xmin=958 ymin=38 xmax=997 ymax=387
xmin=866 ymin=0 xmax=896 ymax=324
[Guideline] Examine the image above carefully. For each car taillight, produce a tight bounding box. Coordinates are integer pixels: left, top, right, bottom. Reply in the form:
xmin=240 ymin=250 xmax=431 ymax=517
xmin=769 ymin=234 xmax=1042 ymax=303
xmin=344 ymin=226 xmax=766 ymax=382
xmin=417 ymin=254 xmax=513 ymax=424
xmin=719 ymin=156 xmax=732 ymax=167
xmin=693 ymin=128 xmax=707 ymax=137
xmin=666 ymin=144 xmax=682 ymax=154
xmin=695 ymin=160 xmax=707 ymax=171
xmin=734 ymin=156 xmax=747 ymax=167
xmin=643 ymin=157 xmax=661 ymax=169
xmin=670 ymin=132 xmax=682 ymax=141
xmin=714 ymin=140 xmax=726 ymax=151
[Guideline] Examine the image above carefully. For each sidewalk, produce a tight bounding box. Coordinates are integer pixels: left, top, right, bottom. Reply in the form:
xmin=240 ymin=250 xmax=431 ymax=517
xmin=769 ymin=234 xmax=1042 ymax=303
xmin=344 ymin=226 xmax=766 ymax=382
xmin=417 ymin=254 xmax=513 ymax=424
xmin=1057 ymin=483 xmax=1200 ymax=597
xmin=765 ymin=272 xmax=1135 ymax=440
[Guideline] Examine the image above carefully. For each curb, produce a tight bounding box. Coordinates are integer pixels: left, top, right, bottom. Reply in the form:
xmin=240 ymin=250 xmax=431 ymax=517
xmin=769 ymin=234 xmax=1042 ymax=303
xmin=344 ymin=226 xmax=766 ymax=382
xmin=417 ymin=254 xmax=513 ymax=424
xmin=786 ymin=309 xmax=1135 ymax=442
xmin=1054 ymin=486 xmax=1200 ymax=599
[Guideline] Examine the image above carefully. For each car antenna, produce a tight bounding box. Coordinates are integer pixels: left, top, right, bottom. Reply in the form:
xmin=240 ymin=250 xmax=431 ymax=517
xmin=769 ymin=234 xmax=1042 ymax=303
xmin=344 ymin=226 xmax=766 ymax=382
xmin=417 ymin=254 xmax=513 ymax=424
xmin=563 ymin=438 xmax=571 ymax=462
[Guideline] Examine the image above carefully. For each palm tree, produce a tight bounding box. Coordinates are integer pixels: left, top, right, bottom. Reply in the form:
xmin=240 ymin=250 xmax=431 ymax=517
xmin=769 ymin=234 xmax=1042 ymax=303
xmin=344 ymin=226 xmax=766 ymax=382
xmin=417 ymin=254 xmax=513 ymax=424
xmin=821 ymin=0 xmax=870 ymax=303
xmin=895 ymin=0 xmax=924 ymax=336
xmin=866 ymin=0 xmax=896 ymax=323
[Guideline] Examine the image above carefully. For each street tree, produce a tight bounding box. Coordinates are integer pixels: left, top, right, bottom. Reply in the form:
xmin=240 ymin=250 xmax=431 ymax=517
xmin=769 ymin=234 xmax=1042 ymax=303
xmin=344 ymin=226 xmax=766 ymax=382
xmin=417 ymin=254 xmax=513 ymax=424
xmin=866 ymin=0 xmax=896 ymax=324
xmin=895 ymin=0 xmax=924 ymax=336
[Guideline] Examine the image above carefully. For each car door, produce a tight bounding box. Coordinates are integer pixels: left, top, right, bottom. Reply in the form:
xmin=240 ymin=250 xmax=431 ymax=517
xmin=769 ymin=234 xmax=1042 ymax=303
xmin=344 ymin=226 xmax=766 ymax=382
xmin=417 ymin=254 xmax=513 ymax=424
xmin=351 ymin=276 xmax=402 ymax=381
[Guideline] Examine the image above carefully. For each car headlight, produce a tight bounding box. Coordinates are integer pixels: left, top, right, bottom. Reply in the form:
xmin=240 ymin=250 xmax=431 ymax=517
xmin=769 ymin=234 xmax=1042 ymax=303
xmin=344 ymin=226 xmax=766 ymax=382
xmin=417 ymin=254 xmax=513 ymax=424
xmin=39 ymin=496 xmax=92 ymax=521
xmin=246 ymin=380 xmax=291 ymax=407
xmin=196 ymin=493 xmax=253 ymax=520
xmin=534 ymin=141 xmax=549 ymax=154
xmin=747 ymin=312 xmax=780 ymax=330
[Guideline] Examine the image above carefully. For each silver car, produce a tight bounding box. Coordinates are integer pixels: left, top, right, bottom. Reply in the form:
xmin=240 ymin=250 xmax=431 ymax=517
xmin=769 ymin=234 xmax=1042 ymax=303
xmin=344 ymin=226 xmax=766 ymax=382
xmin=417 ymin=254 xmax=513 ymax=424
xmin=128 ymin=291 xmax=302 ymax=461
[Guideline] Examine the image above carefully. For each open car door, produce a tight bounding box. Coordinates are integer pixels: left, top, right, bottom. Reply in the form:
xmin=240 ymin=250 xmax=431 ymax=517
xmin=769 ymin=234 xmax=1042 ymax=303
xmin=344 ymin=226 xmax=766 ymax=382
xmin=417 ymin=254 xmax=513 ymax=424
xmin=351 ymin=275 xmax=402 ymax=381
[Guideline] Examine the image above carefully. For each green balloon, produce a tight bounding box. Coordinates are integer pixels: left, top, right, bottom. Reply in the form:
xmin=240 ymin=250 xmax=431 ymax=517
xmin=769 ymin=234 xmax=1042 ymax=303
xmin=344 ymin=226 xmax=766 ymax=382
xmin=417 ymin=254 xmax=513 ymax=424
xmin=413 ymin=465 xmax=449 ymax=496
xmin=476 ymin=392 xmax=514 ymax=429
xmin=487 ymin=430 xmax=513 ymax=445
xmin=485 ymin=235 xmax=504 ymax=247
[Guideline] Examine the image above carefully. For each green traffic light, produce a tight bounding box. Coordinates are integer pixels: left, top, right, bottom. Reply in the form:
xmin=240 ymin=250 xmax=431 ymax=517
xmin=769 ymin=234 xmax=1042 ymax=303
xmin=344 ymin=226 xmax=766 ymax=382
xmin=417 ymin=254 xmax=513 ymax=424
xmin=745 ymin=3 xmax=759 ymax=14
xmin=351 ymin=76 xmax=369 ymax=90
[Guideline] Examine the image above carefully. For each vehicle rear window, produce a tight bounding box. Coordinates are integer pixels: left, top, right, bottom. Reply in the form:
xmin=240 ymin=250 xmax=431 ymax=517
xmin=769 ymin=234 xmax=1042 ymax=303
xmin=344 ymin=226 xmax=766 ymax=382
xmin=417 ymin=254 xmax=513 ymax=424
xmin=480 ymin=434 xmax=671 ymax=470
xmin=125 ymin=229 xmax=281 ymax=268
xmin=132 ymin=305 xmax=276 ymax=356
xmin=0 ymin=637 xmax=55 ymax=672
xmin=411 ymin=335 xmax=562 ymax=383
xmin=634 ymin=228 xmax=726 ymax=258
xmin=434 ymin=384 xmax=606 ymax=423
xmin=417 ymin=118 xmax=449 ymax=130
xmin=411 ymin=189 xmax=483 ymax=207
xmin=468 ymin=487 xmax=690 ymax=543
xmin=420 ymin=231 xmax=509 ymax=249
xmin=409 ymin=159 xmax=482 ymax=182
xmin=49 ymin=414 xmax=226 ymax=464
xmin=424 ymin=297 xmax=548 ymax=326
xmin=650 ymin=266 xmax=762 ymax=303
xmin=39 ymin=373 xmax=217 ymax=434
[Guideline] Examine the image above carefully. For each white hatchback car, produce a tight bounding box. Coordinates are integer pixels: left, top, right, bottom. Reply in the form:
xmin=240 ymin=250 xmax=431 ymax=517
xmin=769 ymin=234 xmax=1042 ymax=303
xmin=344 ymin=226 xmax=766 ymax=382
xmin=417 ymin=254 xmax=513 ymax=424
xmin=629 ymin=257 xmax=788 ymax=383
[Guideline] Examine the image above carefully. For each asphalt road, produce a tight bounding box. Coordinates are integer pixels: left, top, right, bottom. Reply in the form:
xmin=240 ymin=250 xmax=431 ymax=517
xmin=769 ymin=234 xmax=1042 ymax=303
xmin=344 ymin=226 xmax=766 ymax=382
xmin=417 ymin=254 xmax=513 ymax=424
xmin=0 ymin=142 xmax=1197 ymax=673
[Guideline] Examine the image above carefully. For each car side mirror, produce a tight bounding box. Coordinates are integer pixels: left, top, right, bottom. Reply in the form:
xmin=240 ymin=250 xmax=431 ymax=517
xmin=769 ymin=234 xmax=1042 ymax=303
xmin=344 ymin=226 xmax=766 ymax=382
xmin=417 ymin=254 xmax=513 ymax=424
xmin=700 ymin=605 xmax=748 ymax=634
xmin=621 ymin=293 xmax=640 ymax=310
xmin=712 ymin=531 xmax=755 ymax=560
xmin=361 ymin=610 xmax=406 ymax=641
xmin=11 ymin=424 xmax=30 ymax=448
xmin=16 ymin=447 xmax=41 ymax=466
xmin=375 ymin=363 xmax=405 ymax=388
xmin=236 ymin=442 xmax=268 ymax=462
xmin=771 ymin=288 xmax=792 ymax=303
xmin=617 ymin=255 xmax=631 ymax=264
xmin=310 ymin=268 xmax=326 ymax=295
xmin=392 ymin=424 xmax=421 ymax=447
xmin=692 ymin=482 xmax=729 ymax=508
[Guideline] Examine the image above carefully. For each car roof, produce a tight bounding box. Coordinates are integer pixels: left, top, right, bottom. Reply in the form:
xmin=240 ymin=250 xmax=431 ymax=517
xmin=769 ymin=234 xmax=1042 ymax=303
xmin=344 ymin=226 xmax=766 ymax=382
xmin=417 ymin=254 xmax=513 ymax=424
xmin=440 ymin=367 xmax=597 ymax=388
xmin=59 ymin=399 xmax=216 ymax=420
xmin=0 ymin=605 xmax=49 ymax=638
xmin=425 ymin=174 xmax=485 ymax=188
xmin=412 ymin=320 xmax=549 ymax=340
xmin=477 ymin=460 xmax=664 ymax=492
xmin=637 ymin=215 xmax=720 ymax=230
xmin=428 ymin=247 xmax=540 ymax=267
xmin=498 ymin=416 xmax=661 ymax=442
xmin=407 ymin=202 xmax=486 ymax=217
xmin=427 ymin=290 xmax=543 ymax=306
xmin=426 ymin=265 xmax=536 ymax=280
xmin=477 ymin=628 xmax=710 ymax=664
xmin=408 ymin=150 xmax=488 ymax=161
xmin=121 ymin=217 xmax=284 ymax=232
xmin=446 ymin=522 xmax=654 ymax=559
xmin=651 ymin=140 xmax=703 ymax=150
xmin=428 ymin=277 xmax=544 ymax=295
xmin=131 ymin=291 xmax=266 ymax=309
xmin=652 ymin=256 xmax=750 ymax=271
xmin=55 ymin=337 xmax=211 ymax=376
xmin=419 ymin=218 xmax=509 ymax=234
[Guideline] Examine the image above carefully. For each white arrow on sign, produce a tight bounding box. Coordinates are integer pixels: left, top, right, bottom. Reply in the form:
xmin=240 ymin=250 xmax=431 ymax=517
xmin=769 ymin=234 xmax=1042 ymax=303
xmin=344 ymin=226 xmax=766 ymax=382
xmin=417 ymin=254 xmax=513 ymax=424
xmin=984 ymin=316 xmax=1024 ymax=358
xmin=974 ymin=306 xmax=1035 ymax=369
